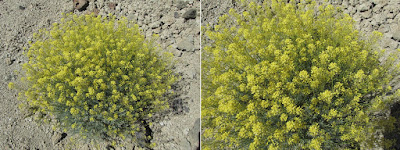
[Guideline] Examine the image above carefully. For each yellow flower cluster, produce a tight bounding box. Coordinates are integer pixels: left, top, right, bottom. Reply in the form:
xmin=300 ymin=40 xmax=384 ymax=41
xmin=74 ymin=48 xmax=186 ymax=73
xmin=14 ymin=13 xmax=177 ymax=146
xmin=202 ymin=0 xmax=400 ymax=149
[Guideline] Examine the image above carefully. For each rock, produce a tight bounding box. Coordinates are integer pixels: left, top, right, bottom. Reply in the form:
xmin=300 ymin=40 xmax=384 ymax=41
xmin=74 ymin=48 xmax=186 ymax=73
xmin=52 ymin=132 xmax=67 ymax=145
xmin=360 ymin=9 xmax=372 ymax=19
xmin=150 ymin=21 xmax=161 ymax=29
xmin=386 ymin=12 xmax=395 ymax=19
xmin=372 ymin=13 xmax=385 ymax=25
xmin=353 ymin=14 xmax=362 ymax=22
xmin=153 ymin=28 xmax=161 ymax=34
xmin=19 ymin=6 xmax=26 ymax=10
xmin=382 ymin=37 xmax=398 ymax=49
xmin=372 ymin=0 xmax=388 ymax=5
xmin=73 ymin=0 xmax=89 ymax=11
xmin=349 ymin=0 xmax=358 ymax=7
xmin=174 ymin=12 xmax=180 ymax=18
xmin=5 ymin=58 xmax=14 ymax=65
xmin=372 ymin=4 xmax=384 ymax=13
xmin=161 ymin=30 xmax=172 ymax=40
xmin=162 ymin=15 xmax=175 ymax=26
xmin=182 ymin=9 xmax=197 ymax=20
xmin=177 ymin=39 xmax=194 ymax=52
xmin=108 ymin=2 xmax=116 ymax=10
xmin=347 ymin=6 xmax=356 ymax=15
xmin=177 ymin=1 xmax=189 ymax=10
xmin=392 ymin=25 xmax=400 ymax=42
xmin=358 ymin=2 xmax=371 ymax=12
xmin=177 ymin=138 xmax=191 ymax=150
xmin=189 ymin=118 xmax=200 ymax=149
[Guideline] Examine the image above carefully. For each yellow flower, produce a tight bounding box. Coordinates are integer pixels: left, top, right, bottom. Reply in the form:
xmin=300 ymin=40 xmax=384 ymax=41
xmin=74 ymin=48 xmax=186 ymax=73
xmin=8 ymin=82 xmax=14 ymax=89
xmin=96 ymin=92 xmax=105 ymax=100
xmin=70 ymin=107 xmax=79 ymax=116
xmin=71 ymin=123 xmax=77 ymax=129
xmin=309 ymin=124 xmax=319 ymax=136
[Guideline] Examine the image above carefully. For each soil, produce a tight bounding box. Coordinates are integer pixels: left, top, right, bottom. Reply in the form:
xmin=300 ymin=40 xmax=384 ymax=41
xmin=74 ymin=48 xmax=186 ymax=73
xmin=0 ymin=0 xmax=200 ymax=149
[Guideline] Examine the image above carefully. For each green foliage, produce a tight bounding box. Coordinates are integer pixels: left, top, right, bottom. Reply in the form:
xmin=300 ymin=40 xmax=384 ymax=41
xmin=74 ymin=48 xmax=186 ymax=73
xmin=11 ymin=13 xmax=177 ymax=146
xmin=201 ymin=0 xmax=400 ymax=149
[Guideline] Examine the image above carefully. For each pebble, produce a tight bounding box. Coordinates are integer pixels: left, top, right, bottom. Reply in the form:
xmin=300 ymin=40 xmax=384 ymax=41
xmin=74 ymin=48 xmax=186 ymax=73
xmin=5 ymin=58 xmax=14 ymax=65
xmin=392 ymin=29 xmax=400 ymax=42
xmin=174 ymin=12 xmax=180 ymax=18
xmin=177 ymin=39 xmax=194 ymax=52
xmin=182 ymin=8 xmax=197 ymax=20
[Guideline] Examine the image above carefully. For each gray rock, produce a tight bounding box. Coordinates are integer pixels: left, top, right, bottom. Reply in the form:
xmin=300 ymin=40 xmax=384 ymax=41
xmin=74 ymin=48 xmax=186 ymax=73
xmin=372 ymin=13 xmax=386 ymax=25
xmin=73 ymin=0 xmax=89 ymax=11
xmin=5 ymin=58 xmax=14 ymax=65
xmin=174 ymin=12 xmax=180 ymax=18
xmin=177 ymin=39 xmax=194 ymax=52
xmin=177 ymin=138 xmax=191 ymax=150
xmin=177 ymin=1 xmax=189 ymax=10
xmin=189 ymin=118 xmax=200 ymax=149
xmin=150 ymin=21 xmax=161 ymax=29
xmin=347 ymin=6 xmax=356 ymax=15
xmin=392 ymin=25 xmax=400 ymax=42
xmin=358 ymin=2 xmax=371 ymax=12
xmin=360 ymin=9 xmax=372 ymax=19
xmin=353 ymin=14 xmax=362 ymax=22
xmin=382 ymin=37 xmax=398 ymax=49
xmin=153 ymin=28 xmax=161 ymax=34
xmin=162 ymin=15 xmax=175 ymax=25
xmin=182 ymin=8 xmax=197 ymax=20
xmin=349 ymin=0 xmax=358 ymax=7
xmin=372 ymin=0 xmax=388 ymax=5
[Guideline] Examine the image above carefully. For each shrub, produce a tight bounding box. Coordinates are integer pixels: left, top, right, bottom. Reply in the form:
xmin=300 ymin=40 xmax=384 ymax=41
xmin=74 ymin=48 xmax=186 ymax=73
xmin=201 ymin=0 xmax=400 ymax=149
xmin=10 ymin=13 xmax=177 ymax=147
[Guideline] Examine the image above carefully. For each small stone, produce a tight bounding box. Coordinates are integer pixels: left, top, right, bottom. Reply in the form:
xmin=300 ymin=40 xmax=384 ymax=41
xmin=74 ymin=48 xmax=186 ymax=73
xmin=150 ymin=21 xmax=161 ymax=29
xmin=177 ymin=39 xmax=194 ymax=52
xmin=153 ymin=28 xmax=161 ymax=34
xmin=358 ymin=3 xmax=371 ymax=12
xmin=372 ymin=0 xmax=388 ymax=5
xmin=5 ymin=58 xmax=14 ymax=65
xmin=353 ymin=14 xmax=362 ymax=22
xmin=386 ymin=12 xmax=395 ymax=19
xmin=108 ymin=2 xmax=116 ymax=10
xmin=177 ymin=1 xmax=188 ymax=10
xmin=189 ymin=118 xmax=200 ymax=144
xmin=115 ymin=4 xmax=121 ymax=12
xmin=392 ymin=25 xmax=400 ymax=42
xmin=162 ymin=15 xmax=175 ymax=25
xmin=378 ymin=25 xmax=389 ymax=33
xmin=19 ymin=6 xmax=26 ymax=10
xmin=373 ymin=4 xmax=384 ymax=13
xmin=360 ymin=10 xmax=372 ymax=19
xmin=182 ymin=8 xmax=196 ymax=20
xmin=52 ymin=132 xmax=67 ymax=145
xmin=174 ymin=12 xmax=180 ymax=18
xmin=349 ymin=0 xmax=358 ymax=6
xmin=73 ymin=0 xmax=89 ymax=11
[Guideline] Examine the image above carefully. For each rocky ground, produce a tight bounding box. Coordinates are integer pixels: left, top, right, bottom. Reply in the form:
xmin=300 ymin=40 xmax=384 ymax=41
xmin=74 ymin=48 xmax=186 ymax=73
xmin=0 ymin=0 xmax=200 ymax=149
xmin=202 ymin=0 xmax=400 ymax=149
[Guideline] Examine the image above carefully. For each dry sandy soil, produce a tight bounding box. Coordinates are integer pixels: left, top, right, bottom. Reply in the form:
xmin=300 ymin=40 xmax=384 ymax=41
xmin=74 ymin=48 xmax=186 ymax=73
xmin=0 ymin=0 xmax=200 ymax=149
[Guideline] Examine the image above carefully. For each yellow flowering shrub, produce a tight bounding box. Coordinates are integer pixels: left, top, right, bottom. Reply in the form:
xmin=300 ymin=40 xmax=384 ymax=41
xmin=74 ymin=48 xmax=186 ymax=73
xmin=202 ymin=0 xmax=400 ymax=149
xmin=11 ymin=13 xmax=176 ymax=147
